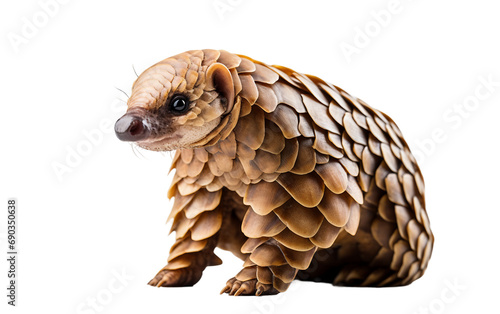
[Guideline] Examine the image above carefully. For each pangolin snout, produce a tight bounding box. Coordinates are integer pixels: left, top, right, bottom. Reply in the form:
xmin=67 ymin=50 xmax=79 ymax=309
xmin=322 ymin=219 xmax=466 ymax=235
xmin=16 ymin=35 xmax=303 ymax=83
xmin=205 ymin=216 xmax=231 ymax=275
xmin=115 ymin=113 xmax=150 ymax=142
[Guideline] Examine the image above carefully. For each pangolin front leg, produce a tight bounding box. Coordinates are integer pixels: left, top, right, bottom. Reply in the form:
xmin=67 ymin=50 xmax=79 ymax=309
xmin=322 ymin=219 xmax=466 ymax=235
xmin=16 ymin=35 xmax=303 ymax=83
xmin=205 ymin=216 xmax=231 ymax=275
xmin=148 ymin=235 xmax=220 ymax=287
xmin=221 ymin=239 xmax=316 ymax=296
xmin=148 ymin=188 xmax=224 ymax=287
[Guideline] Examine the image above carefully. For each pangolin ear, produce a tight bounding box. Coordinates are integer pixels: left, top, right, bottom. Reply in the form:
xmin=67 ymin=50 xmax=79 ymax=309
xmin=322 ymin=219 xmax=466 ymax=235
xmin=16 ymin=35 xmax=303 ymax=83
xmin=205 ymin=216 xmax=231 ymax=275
xmin=206 ymin=63 xmax=235 ymax=114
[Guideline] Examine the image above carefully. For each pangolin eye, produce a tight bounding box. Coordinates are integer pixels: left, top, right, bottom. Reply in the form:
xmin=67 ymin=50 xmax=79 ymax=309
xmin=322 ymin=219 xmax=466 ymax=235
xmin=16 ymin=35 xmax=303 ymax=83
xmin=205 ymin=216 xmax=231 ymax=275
xmin=169 ymin=95 xmax=190 ymax=114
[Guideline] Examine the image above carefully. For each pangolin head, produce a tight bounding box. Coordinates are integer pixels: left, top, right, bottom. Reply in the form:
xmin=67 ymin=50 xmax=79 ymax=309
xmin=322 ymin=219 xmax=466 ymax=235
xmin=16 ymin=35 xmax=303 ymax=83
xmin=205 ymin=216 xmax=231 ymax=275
xmin=114 ymin=50 xmax=235 ymax=151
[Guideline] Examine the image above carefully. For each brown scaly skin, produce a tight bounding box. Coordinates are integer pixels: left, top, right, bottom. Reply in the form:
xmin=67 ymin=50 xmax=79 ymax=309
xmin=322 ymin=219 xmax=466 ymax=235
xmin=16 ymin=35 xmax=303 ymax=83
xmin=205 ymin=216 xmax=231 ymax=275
xmin=115 ymin=50 xmax=434 ymax=296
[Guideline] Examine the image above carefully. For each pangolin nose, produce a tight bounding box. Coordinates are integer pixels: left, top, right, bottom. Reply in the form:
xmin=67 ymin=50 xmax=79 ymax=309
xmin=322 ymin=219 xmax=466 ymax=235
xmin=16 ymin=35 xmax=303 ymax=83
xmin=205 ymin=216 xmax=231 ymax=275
xmin=114 ymin=114 xmax=150 ymax=142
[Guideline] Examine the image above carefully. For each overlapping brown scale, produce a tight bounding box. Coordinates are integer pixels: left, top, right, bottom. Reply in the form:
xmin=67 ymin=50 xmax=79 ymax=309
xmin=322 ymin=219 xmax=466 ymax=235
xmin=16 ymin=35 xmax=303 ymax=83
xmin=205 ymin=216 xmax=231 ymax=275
xmin=407 ymin=219 xmax=423 ymax=250
xmin=260 ymin=121 xmax=286 ymax=154
xmin=163 ymin=256 xmax=192 ymax=270
xmin=251 ymin=64 xmax=280 ymax=84
xmin=241 ymin=237 xmax=269 ymax=254
xmin=177 ymin=179 xmax=202 ymax=196
xmin=180 ymin=148 xmax=194 ymax=164
xmin=223 ymin=172 xmax=241 ymax=188
xmin=346 ymin=175 xmax=364 ymax=204
xmin=342 ymin=132 xmax=360 ymax=162
xmin=183 ymin=189 xmax=222 ymax=219
xmin=400 ymin=148 xmax=416 ymax=174
xmin=413 ymin=196 xmax=424 ymax=224
xmin=371 ymin=217 xmax=395 ymax=248
xmin=219 ymin=132 xmax=237 ymax=158
xmin=168 ymin=237 xmax=208 ymax=262
xmin=273 ymin=277 xmax=291 ymax=292
xmin=293 ymin=73 xmax=329 ymax=105
xmin=217 ymin=50 xmax=241 ymax=68
xmin=328 ymin=101 xmax=347 ymax=125
xmin=250 ymin=243 xmax=288 ymax=266
xmin=234 ymin=107 xmax=265 ymax=150
xmin=207 ymin=157 xmax=224 ymax=177
xmin=201 ymin=49 xmax=220 ymax=66
xmin=229 ymin=68 xmax=243 ymax=97
xmin=352 ymin=109 xmax=368 ymax=129
xmin=276 ymin=138 xmax=299 ymax=173
xmin=168 ymin=191 xmax=195 ymax=221
xmin=274 ymin=227 xmax=315 ymax=251
xmin=362 ymin=147 xmax=379 ymax=175
xmin=271 ymin=81 xmax=306 ymax=113
xmin=255 ymin=84 xmax=278 ymax=113
xmin=270 ymin=65 xmax=308 ymax=91
xmin=416 ymin=233 xmax=429 ymax=260
xmin=358 ymin=170 xmax=371 ymax=193
xmin=368 ymin=134 xmax=382 ymax=156
xmin=344 ymin=201 xmax=361 ymax=235
xmin=235 ymin=57 xmax=256 ymax=73
xmin=251 ymin=149 xmax=280 ymax=175
xmin=261 ymin=172 xmax=280 ymax=183
xmin=310 ymin=220 xmax=341 ymax=248
xmin=388 ymin=230 xmax=402 ymax=250
xmin=385 ymin=174 xmax=407 ymax=206
xmin=343 ymin=113 xmax=368 ymax=145
xmin=313 ymin=126 xmax=344 ymax=159
xmin=353 ymin=143 xmax=364 ymax=159
xmin=369 ymin=247 xmax=393 ymax=268
xmin=317 ymin=189 xmax=351 ymax=227
xmin=239 ymin=98 xmax=252 ymax=117
xmin=381 ymin=143 xmax=399 ymax=172
xmin=341 ymin=92 xmax=370 ymax=116
xmin=278 ymin=245 xmax=317 ymax=270
xmin=213 ymin=152 xmax=234 ymax=173
xmin=394 ymin=205 xmax=412 ymax=241
xmin=315 ymin=162 xmax=348 ymax=194
xmin=185 ymin=158 xmax=205 ymax=178
xmin=398 ymin=251 xmax=418 ymax=279
xmin=328 ymin=132 xmax=343 ymax=149
xmin=421 ymin=239 xmax=433 ymax=270
xmin=386 ymin=124 xmax=404 ymax=148
xmin=402 ymin=174 xmax=417 ymax=206
xmin=266 ymin=105 xmax=301 ymax=139
xmin=414 ymin=171 xmax=425 ymax=196
xmin=378 ymin=195 xmax=396 ymax=222
xmin=240 ymin=159 xmax=263 ymax=181
xmin=274 ymin=199 xmax=324 ymax=237
xmin=174 ymin=159 xmax=189 ymax=178
xmin=390 ymin=142 xmax=401 ymax=159
xmin=269 ymin=264 xmax=298 ymax=283
xmin=364 ymin=179 xmax=385 ymax=207
xmin=298 ymin=114 xmax=315 ymax=138
xmin=375 ymin=161 xmax=390 ymax=190
xmin=316 ymin=152 xmax=330 ymax=164
xmin=238 ymin=74 xmax=259 ymax=105
xmin=390 ymin=240 xmax=410 ymax=271
xmin=194 ymin=165 xmax=215 ymax=186
xmin=374 ymin=114 xmax=389 ymax=129
xmin=366 ymin=117 xmax=389 ymax=143
xmin=339 ymin=156 xmax=359 ymax=177
xmin=235 ymin=266 xmax=257 ymax=281
xmin=171 ymin=211 xmax=198 ymax=239
xmin=244 ymin=181 xmax=291 ymax=215
xmin=290 ymin=138 xmax=316 ymax=174
xmin=190 ymin=209 xmax=223 ymax=241
xmin=277 ymin=172 xmax=325 ymax=208
xmin=241 ymin=209 xmax=286 ymax=238
xmin=256 ymin=266 xmax=274 ymax=284
xmin=302 ymin=94 xmax=341 ymax=134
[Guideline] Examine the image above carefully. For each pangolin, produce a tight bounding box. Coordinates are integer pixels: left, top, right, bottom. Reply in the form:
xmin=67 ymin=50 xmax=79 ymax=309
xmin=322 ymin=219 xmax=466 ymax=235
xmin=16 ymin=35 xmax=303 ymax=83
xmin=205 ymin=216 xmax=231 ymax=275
xmin=114 ymin=49 xmax=433 ymax=296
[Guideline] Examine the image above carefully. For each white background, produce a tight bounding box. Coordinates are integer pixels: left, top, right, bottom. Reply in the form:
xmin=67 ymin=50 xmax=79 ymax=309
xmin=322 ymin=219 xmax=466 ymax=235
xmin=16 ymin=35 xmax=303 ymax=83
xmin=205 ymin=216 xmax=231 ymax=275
xmin=1 ymin=0 xmax=499 ymax=313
